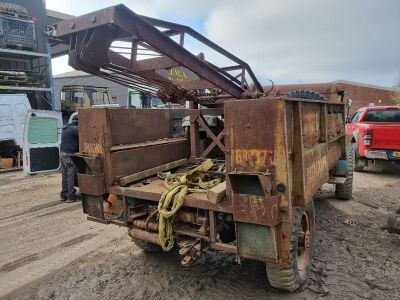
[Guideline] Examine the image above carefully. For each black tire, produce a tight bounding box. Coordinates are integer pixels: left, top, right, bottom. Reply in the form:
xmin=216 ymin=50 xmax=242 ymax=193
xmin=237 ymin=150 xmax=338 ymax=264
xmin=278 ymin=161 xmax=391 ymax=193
xmin=335 ymin=145 xmax=354 ymax=200
xmin=288 ymin=90 xmax=327 ymax=101
xmin=353 ymin=142 xmax=367 ymax=172
xmin=266 ymin=200 xmax=315 ymax=291
xmin=354 ymin=153 xmax=365 ymax=172
xmin=354 ymin=160 xmax=364 ymax=172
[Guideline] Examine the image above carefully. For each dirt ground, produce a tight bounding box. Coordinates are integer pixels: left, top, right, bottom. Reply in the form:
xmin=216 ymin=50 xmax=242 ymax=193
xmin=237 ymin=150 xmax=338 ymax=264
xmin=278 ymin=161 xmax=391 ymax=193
xmin=1 ymin=168 xmax=400 ymax=300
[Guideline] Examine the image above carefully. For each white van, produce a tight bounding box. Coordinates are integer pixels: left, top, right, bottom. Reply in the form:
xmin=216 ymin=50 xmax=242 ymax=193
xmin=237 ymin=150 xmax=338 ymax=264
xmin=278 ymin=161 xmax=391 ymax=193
xmin=0 ymin=94 xmax=63 ymax=174
xmin=0 ymin=94 xmax=31 ymax=165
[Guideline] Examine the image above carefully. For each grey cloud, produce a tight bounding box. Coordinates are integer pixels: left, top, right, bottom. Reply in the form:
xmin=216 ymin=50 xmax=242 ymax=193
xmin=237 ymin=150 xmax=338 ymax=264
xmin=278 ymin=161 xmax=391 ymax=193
xmin=49 ymin=0 xmax=400 ymax=86
xmin=205 ymin=0 xmax=400 ymax=86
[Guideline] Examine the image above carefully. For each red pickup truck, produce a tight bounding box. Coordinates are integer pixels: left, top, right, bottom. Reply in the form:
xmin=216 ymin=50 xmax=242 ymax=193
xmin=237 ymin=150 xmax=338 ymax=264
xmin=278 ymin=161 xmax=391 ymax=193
xmin=346 ymin=106 xmax=400 ymax=171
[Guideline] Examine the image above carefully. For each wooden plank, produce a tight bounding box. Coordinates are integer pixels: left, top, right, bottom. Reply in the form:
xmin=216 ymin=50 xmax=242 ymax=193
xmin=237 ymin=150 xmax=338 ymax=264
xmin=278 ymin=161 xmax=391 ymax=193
xmin=119 ymin=158 xmax=187 ymax=186
xmin=206 ymin=181 xmax=226 ymax=204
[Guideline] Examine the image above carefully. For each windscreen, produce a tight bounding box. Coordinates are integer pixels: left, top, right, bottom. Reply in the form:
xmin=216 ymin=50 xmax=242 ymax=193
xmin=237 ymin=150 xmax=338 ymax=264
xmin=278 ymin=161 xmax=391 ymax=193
xmin=91 ymin=91 xmax=110 ymax=105
xmin=363 ymin=109 xmax=400 ymax=122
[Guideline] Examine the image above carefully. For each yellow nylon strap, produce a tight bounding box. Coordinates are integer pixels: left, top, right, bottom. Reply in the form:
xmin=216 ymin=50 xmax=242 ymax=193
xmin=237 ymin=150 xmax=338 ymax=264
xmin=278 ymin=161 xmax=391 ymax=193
xmin=157 ymin=159 xmax=220 ymax=251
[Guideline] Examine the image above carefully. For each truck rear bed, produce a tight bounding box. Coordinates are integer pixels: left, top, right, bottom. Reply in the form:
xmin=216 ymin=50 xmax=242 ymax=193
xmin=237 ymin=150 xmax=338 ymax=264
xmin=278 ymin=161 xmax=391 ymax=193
xmin=371 ymin=125 xmax=400 ymax=150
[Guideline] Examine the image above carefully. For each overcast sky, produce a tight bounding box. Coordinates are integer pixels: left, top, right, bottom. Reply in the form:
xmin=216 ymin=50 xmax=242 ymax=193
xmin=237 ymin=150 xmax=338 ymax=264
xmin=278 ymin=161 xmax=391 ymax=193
xmin=47 ymin=0 xmax=400 ymax=87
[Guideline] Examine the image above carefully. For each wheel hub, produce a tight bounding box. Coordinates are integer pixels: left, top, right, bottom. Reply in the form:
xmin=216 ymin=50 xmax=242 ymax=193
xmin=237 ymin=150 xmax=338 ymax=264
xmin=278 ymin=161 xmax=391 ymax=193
xmin=297 ymin=210 xmax=311 ymax=277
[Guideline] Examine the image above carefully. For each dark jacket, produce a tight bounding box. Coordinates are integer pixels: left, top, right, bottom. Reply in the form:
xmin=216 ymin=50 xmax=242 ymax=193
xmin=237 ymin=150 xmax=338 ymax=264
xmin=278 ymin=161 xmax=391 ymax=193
xmin=60 ymin=123 xmax=79 ymax=154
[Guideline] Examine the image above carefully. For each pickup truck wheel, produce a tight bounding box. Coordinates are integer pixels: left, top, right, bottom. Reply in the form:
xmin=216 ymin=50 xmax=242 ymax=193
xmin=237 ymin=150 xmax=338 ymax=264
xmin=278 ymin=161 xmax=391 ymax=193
xmin=354 ymin=155 xmax=365 ymax=172
xmin=266 ymin=200 xmax=315 ymax=291
xmin=335 ymin=145 xmax=354 ymax=200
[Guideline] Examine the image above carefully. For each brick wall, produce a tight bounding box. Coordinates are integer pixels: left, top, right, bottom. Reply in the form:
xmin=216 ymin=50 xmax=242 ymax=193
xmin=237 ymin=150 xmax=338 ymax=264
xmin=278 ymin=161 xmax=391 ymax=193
xmin=338 ymin=83 xmax=397 ymax=115
xmin=268 ymin=82 xmax=398 ymax=116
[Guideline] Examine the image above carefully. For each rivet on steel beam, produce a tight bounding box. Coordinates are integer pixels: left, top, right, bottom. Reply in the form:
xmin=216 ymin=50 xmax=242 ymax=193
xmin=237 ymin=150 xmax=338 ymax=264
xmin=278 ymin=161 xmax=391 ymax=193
xmin=90 ymin=16 xmax=97 ymax=23
xmin=69 ymin=22 xmax=75 ymax=29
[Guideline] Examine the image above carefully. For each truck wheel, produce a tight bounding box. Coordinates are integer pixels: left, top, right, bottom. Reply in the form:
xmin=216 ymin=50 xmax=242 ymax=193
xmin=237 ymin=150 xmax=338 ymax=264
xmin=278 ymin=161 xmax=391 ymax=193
xmin=131 ymin=237 xmax=161 ymax=252
xmin=353 ymin=143 xmax=366 ymax=172
xmin=266 ymin=200 xmax=315 ymax=291
xmin=354 ymin=155 xmax=365 ymax=172
xmin=335 ymin=145 xmax=354 ymax=200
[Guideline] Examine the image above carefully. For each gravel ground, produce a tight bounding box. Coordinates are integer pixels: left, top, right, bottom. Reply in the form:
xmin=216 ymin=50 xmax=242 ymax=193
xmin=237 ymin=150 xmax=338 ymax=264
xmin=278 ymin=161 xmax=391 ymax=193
xmin=1 ymin=168 xmax=400 ymax=300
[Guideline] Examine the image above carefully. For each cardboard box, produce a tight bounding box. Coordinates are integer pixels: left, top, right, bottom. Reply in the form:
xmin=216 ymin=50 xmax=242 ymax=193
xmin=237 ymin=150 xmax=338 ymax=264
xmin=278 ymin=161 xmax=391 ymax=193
xmin=0 ymin=158 xmax=14 ymax=169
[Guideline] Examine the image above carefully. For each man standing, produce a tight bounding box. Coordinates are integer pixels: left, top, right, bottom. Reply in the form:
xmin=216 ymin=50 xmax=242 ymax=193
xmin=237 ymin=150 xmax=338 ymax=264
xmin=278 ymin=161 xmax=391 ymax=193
xmin=60 ymin=114 xmax=79 ymax=203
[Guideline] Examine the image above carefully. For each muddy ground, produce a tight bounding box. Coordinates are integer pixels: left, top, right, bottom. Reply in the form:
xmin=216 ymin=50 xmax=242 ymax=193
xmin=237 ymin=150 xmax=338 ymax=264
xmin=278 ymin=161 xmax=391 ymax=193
xmin=1 ymin=168 xmax=400 ymax=300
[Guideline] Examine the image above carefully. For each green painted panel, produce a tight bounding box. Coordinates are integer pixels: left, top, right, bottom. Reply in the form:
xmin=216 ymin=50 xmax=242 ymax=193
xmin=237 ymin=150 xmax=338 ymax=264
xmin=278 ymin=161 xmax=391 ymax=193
xmin=237 ymin=222 xmax=277 ymax=259
xmin=28 ymin=117 xmax=58 ymax=144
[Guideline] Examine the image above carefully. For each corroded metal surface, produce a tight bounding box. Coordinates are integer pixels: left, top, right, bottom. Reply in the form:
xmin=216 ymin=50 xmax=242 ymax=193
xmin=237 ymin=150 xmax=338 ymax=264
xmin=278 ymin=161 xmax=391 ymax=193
xmin=59 ymin=5 xmax=349 ymax=273
xmin=233 ymin=194 xmax=280 ymax=226
xmin=53 ymin=4 xmax=263 ymax=105
xmin=77 ymin=174 xmax=106 ymax=196
xmin=109 ymin=139 xmax=189 ymax=185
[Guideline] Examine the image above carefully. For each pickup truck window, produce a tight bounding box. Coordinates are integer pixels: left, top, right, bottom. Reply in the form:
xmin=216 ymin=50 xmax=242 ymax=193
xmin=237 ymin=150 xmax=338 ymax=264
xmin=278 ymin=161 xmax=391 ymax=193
xmin=350 ymin=111 xmax=361 ymax=122
xmin=363 ymin=109 xmax=400 ymax=122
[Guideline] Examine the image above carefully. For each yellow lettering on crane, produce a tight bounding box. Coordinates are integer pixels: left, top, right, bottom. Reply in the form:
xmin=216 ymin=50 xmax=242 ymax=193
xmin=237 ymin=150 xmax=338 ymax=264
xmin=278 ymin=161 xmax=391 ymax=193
xmin=167 ymin=68 xmax=188 ymax=83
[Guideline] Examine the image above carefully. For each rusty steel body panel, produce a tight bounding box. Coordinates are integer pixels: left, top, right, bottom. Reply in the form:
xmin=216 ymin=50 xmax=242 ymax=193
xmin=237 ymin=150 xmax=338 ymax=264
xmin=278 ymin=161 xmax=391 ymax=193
xmin=74 ymin=96 xmax=346 ymax=266
xmin=52 ymin=4 xmax=263 ymax=106
xmin=223 ymin=97 xmax=346 ymax=263
xmin=56 ymin=4 xmax=349 ymax=271
xmin=74 ymin=107 xmax=190 ymax=191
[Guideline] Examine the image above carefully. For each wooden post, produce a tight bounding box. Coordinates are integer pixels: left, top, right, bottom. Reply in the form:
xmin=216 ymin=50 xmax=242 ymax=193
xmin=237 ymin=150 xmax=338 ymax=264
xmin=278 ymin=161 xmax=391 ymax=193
xmin=189 ymin=101 xmax=200 ymax=162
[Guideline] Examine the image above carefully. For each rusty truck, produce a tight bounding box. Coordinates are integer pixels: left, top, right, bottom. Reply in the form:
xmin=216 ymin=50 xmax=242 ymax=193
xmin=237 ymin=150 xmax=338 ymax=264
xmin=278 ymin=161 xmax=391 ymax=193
xmin=52 ymin=4 xmax=353 ymax=291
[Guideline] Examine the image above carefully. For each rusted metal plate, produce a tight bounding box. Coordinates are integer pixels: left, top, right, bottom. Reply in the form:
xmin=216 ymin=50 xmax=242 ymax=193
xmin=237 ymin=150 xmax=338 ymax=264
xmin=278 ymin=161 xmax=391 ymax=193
xmin=233 ymin=194 xmax=279 ymax=226
xmin=301 ymin=102 xmax=321 ymax=149
xmin=303 ymin=144 xmax=329 ymax=200
xmin=327 ymin=140 xmax=343 ymax=169
xmin=78 ymin=108 xmax=108 ymax=157
xmin=78 ymin=174 xmax=106 ymax=195
xmin=326 ymin=110 xmax=345 ymax=141
xmin=225 ymin=99 xmax=281 ymax=173
xmin=71 ymin=154 xmax=103 ymax=175
xmin=225 ymin=98 xmax=290 ymax=210
xmin=111 ymin=137 xmax=187 ymax=152
xmin=236 ymin=223 xmax=278 ymax=262
xmin=108 ymin=139 xmax=189 ymax=185
xmin=119 ymin=158 xmax=188 ymax=186
xmin=107 ymin=109 xmax=185 ymax=145
xmin=103 ymin=194 xmax=123 ymax=219
xmin=82 ymin=194 xmax=104 ymax=219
